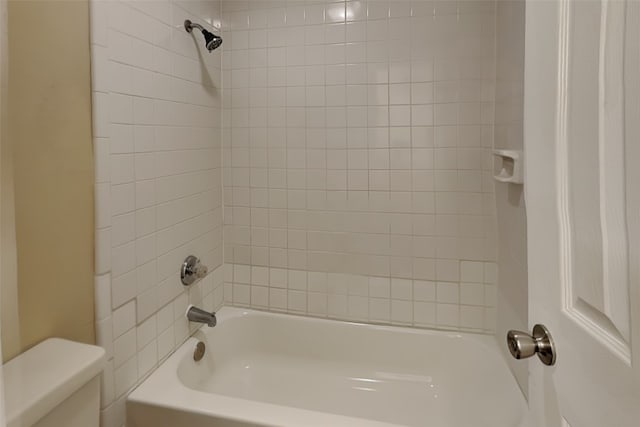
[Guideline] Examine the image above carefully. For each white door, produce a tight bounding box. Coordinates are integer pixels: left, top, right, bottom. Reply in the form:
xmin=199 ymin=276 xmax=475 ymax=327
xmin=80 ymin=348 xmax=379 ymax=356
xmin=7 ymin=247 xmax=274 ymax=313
xmin=524 ymin=0 xmax=640 ymax=426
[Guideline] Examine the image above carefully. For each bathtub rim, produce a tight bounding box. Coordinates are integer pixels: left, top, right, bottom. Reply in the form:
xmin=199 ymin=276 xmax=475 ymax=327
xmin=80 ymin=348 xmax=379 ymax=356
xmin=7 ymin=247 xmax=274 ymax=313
xmin=127 ymin=306 xmax=530 ymax=427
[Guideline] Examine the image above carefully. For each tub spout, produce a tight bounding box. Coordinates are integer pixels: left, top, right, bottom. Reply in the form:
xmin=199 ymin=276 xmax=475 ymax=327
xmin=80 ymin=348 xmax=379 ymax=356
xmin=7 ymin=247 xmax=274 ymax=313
xmin=186 ymin=305 xmax=217 ymax=327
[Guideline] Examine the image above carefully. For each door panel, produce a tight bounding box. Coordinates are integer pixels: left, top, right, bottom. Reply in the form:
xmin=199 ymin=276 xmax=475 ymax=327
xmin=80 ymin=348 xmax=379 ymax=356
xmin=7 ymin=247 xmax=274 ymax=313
xmin=525 ymin=0 xmax=640 ymax=426
xmin=561 ymin=0 xmax=630 ymax=360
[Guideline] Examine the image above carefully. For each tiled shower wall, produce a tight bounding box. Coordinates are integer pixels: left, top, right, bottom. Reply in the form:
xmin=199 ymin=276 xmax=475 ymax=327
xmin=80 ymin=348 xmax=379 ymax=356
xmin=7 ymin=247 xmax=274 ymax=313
xmin=494 ymin=0 xmax=528 ymax=396
xmin=89 ymin=0 xmax=507 ymax=424
xmin=89 ymin=1 xmax=223 ymax=426
xmin=221 ymin=0 xmax=498 ymax=332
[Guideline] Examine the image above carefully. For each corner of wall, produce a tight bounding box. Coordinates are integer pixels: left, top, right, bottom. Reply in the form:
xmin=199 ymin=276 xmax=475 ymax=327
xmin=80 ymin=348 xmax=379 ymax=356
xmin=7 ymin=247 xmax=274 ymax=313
xmin=493 ymin=0 xmax=529 ymax=398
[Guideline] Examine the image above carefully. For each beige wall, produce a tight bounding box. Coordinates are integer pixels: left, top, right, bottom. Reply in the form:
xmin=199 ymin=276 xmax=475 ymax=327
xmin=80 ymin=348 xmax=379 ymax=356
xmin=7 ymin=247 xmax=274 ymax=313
xmin=1 ymin=0 xmax=21 ymax=362
xmin=3 ymin=0 xmax=94 ymax=361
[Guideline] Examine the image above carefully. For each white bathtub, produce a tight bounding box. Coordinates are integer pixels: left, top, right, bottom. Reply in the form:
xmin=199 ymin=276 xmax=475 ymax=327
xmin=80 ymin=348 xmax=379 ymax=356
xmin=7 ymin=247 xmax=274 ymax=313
xmin=127 ymin=307 xmax=529 ymax=427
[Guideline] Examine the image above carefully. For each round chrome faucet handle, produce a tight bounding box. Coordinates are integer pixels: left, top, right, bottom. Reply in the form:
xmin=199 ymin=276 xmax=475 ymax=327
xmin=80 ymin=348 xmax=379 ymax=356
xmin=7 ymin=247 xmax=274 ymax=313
xmin=507 ymin=324 xmax=556 ymax=366
xmin=181 ymin=255 xmax=208 ymax=286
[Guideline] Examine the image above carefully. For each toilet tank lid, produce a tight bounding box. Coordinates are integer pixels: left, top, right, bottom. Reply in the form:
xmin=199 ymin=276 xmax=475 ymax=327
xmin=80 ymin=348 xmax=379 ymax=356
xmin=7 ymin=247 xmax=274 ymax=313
xmin=3 ymin=338 xmax=105 ymax=427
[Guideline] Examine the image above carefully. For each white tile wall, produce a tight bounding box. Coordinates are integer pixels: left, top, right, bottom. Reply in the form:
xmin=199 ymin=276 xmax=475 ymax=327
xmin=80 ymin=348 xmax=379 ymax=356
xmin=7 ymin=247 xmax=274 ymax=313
xmin=221 ymin=0 xmax=497 ymax=332
xmin=89 ymin=1 xmax=224 ymax=426
xmin=494 ymin=0 xmax=528 ymax=396
xmin=89 ymin=0 xmax=510 ymax=425
xmin=225 ymin=261 xmax=496 ymax=332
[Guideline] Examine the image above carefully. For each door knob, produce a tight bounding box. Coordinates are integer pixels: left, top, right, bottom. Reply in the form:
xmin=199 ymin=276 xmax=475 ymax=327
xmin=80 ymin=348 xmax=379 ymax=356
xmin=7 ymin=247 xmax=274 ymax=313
xmin=507 ymin=324 xmax=556 ymax=366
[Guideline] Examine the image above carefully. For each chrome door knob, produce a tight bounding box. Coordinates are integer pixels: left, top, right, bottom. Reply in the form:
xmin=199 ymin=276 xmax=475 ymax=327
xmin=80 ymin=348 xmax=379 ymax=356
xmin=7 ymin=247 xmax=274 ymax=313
xmin=507 ymin=324 xmax=556 ymax=366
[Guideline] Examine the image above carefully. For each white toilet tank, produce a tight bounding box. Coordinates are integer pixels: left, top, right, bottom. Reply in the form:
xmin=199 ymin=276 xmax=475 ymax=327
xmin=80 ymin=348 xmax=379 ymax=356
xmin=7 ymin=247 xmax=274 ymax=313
xmin=4 ymin=338 xmax=105 ymax=427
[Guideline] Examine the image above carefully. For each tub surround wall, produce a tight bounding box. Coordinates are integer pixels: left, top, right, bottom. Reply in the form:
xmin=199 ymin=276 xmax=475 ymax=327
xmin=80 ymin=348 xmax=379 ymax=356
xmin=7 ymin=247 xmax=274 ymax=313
xmin=6 ymin=0 xmax=95 ymax=361
xmin=88 ymin=0 xmax=532 ymax=424
xmin=88 ymin=0 xmax=224 ymax=425
xmin=223 ymin=263 xmax=496 ymax=331
xmin=494 ymin=0 xmax=528 ymax=396
xmin=221 ymin=0 xmax=498 ymax=332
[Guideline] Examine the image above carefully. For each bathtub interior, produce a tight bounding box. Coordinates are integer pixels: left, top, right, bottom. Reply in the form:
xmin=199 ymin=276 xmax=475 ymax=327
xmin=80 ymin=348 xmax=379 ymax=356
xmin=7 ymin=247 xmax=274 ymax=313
xmin=172 ymin=308 xmax=525 ymax=427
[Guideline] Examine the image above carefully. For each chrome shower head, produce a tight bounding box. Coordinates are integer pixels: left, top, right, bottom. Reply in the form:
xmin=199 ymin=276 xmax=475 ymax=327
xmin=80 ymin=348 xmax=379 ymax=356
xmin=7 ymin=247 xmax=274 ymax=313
xmin=203 ymin=30 xmax=223 ymax=51
xmin=184 ymin=19 xmax=223 ymax=52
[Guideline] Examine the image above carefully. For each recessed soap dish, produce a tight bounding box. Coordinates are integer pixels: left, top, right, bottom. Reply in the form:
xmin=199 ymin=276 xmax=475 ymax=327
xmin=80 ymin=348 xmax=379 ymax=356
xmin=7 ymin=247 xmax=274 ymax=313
xmin=493 ymin=149 xmax=523 ymax=184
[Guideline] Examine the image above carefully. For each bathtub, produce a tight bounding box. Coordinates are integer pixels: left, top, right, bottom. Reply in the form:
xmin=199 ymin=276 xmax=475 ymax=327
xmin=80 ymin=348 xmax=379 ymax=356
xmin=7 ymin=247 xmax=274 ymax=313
xmin=127 ymin=307 xmax=529 ymax=427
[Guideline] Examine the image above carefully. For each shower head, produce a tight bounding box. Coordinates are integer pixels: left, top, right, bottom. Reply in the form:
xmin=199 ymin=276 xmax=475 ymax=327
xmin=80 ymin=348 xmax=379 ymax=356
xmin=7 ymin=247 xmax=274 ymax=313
xmin=203 ymin=30 xmax=223 ymax=51
xmin=184 ymin=19 xmax=223 ymax=52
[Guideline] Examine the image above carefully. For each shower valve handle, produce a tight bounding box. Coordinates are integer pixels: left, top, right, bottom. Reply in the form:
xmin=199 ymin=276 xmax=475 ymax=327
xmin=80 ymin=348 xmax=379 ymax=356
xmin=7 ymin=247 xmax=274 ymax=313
xmin=181 ymin=255 xmax=208 ymax=286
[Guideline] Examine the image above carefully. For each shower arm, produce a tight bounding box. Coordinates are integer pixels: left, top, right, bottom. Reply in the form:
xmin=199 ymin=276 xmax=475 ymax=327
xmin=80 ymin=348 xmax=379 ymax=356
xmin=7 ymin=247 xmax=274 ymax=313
xmin=184 ymin=20 xmax=204 ymax=33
